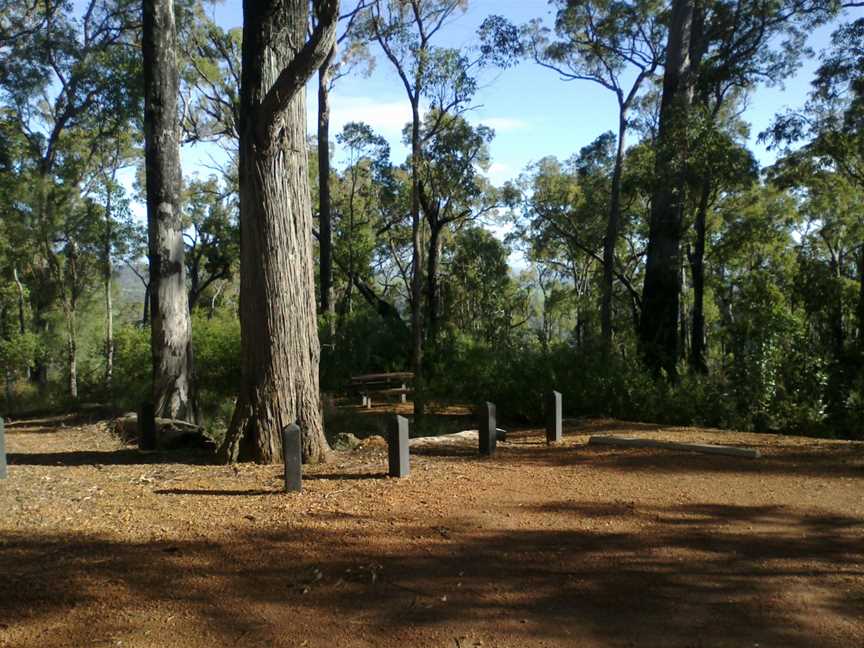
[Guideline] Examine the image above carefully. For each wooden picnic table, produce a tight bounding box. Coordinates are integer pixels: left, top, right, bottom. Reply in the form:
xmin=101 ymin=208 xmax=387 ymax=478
xmin=349 ymin=372 xmax=414 ymax=408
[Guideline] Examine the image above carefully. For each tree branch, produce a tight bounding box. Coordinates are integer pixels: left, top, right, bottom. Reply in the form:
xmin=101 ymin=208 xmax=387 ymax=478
xmin=258 ymin=0 xmax=340 ymax=140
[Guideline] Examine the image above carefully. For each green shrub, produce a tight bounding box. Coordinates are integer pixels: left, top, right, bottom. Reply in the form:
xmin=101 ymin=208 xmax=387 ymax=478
xmin=191 ymin=311 xmax=240 ymax=418
xmin=112 ymin=324 xmax=150 ymax=411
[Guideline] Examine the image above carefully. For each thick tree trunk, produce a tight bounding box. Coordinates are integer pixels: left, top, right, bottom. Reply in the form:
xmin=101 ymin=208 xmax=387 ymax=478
xmin=639 ymin=0 xmax=700 ymax=380
xmin=410 ymin=100 xmax=426 ymax=418
xmin=143 ymin=0 xmax=197 ymax=423
xmin=318 ymin=50 xmax=335 ymax=319
xmin=219 ymin=0 xmax=336 ymax=464
xmin=601 ymin=114 xmax=627 ymax=352
xmin=689 ymin=177 xmax=710 ymax=374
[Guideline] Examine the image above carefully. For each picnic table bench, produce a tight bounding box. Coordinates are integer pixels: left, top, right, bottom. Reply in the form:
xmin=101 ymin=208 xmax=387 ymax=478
xmin=348 ymin=372 xmax=414 ymax=408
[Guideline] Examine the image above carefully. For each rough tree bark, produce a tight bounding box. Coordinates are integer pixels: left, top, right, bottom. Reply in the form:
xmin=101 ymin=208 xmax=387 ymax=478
xmin=318 ymin=47 xmax=335 ymax=320
xmin=639 ymin=0 xmax=702 ymax=379
xmin=143 ymin=0 xmax=197 ymax=422
xmin=218 ymin=0 xmax=339 ymax=464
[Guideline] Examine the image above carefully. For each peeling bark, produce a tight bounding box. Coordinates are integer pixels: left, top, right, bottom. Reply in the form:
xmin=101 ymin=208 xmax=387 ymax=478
xmin=143 ymin=0 xmax=197 ymax=422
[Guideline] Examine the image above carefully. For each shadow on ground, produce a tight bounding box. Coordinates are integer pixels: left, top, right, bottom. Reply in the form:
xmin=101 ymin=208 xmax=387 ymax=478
xmin=413 ymin=425 xmax=864 ymax=480
xmin=7 ymin=448 xmax=214 ymax=467
xmin=1 ymin=501 xmax=861 ymax=647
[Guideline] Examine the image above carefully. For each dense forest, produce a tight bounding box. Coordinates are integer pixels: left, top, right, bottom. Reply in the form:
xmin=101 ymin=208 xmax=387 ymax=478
xmin=1 ymin=0 xmax=863 ymax=460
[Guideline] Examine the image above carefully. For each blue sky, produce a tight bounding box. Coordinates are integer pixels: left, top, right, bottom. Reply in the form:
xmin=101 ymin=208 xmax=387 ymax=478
xmin=179 ymin=0 xmax=864 ymax=190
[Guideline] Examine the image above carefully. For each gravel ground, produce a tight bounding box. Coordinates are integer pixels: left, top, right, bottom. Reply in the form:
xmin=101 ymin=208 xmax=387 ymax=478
xmin=1 ymin=412 xmax=862 ymax=648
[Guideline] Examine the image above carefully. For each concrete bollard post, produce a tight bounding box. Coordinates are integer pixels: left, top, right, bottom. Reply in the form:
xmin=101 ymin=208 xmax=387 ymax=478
xmin=282 ymin=424 xmax=302 ymax=492
xmin=479 ymin=402 xmax=497 ymax=456
xmin=388 ymin=415 xmax=410 ymax=478
xmin=546 ymin=391 xmax=562 ymax=444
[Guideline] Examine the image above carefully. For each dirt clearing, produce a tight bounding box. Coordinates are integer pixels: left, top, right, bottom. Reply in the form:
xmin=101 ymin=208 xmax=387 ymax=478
xmin=1 ymin=413 xmax=862 ymax=647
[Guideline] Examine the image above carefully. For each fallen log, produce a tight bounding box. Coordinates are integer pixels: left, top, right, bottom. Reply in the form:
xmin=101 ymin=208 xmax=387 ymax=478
xmin=588 ymin=435 xmax=761 ymax=459
xmin=111 ymin=413 xmax=213 ymax=451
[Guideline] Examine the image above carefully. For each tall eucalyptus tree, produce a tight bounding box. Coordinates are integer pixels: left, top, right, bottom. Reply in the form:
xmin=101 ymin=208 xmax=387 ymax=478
xmin=143 ymin=0 xmax=198 ymax=421
xmin=219 ymin=0 xmax=339 ymax=464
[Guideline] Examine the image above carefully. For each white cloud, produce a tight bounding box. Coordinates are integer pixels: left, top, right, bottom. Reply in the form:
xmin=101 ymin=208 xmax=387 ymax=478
xmin=478 ymin=117 xmax=529 ymax=133
xmin=325 ymin=95 xmax=413 ymax=138
xmin=486 ymin=162 xmax=513 ymax=184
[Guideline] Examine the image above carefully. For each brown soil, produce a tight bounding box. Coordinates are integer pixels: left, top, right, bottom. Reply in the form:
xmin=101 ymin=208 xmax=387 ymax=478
xmin=1 ymin=409 xmax=863 ymax=648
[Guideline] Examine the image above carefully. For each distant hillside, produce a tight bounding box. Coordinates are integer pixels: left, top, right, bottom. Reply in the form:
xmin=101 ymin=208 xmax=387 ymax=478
xmin=115 ymin=263 xmax=147 ymax=312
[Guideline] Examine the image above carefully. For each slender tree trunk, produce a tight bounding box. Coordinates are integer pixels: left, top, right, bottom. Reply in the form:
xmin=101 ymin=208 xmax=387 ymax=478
xmin=219 ymin=0 xmax=337 ymax=464
xmin=104 ymin=260 xmax=114 ymax=394
xmin=639 ymin=0 xmax=700 ymax=380
xmin=187 ymin=256 xmax=201 ymax=312
xmin=65 ymin=245 xmax=79 ymax=400
xmin=143 ymin=0 xmax=197 ymax=422
xmin=208 ymin=281 xmax=225 ymax=318
xmin=32 ymin=305 xmax=48 ymax=388
xmin=104 ymin=187 xmax=114 ymax=393
xmin=335 ymin=253 xmax=409 ymax=343
xmin=410 ymin=99 xmax=425 ymax=418
xmin=689 ymin=177 xmax=710 ymax=373
xmin=142 ymin=282 xmax=151 ymax=326
xmin=12 ymin=267 xmax=25 ymax=335
xmin=34 ymin=180 xmax=55 ymax=392
xmin=66 ymin=315 xmax=77 ymax=399
xmin=318 ymin=48 xmax=335 ymax=321
xmin=601 ymin=113 xmax=627 ymax=352
xmin=10 ymin=267 xmax=29 ymax=379
xmin=679 ymin=259 xmax=688 ymax=362
xmin=829 ymin=255 xmax=845 ymax=359
xmin=858 ymin=248 xmax=864 ymax=345
xmin=426 ymin=221 xmax=443 ymax=350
